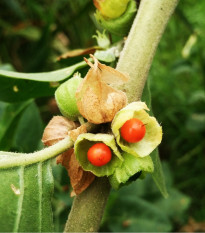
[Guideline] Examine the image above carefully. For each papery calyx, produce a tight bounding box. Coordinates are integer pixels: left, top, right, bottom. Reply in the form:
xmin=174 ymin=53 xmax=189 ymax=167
xmin=76 ymin=55 xmax=128 ymax=124
xmin=111 ymin=102 xmax=162 ymax=157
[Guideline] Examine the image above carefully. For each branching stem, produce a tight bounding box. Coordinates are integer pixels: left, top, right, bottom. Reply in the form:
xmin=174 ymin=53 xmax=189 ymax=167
xmin=0 ymin=0 xmax=179 ymax=230
xmin=0 ymin=122 xmax=94 ymax=169
xmin=0 ymin=136 xmax=74 ymax=169
xmin=64 ymin=0 xmax=179 ymax=232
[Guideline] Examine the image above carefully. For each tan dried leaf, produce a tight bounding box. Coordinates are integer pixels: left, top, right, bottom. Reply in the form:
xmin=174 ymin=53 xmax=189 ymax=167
xmin=57 ymin=150 xmax=95 ymax=196
xmin=56 ymin=148 xmax=74 ymax=166
xmin=76 ymin=55 xmax=128 ymax=124
xmin=68 ymin=124 xmax=87 ymax=141
xmin=56 ymin=46 xmax=101 ymax=61
xmin=69 ymin=152 xmax=95 ymax=196
xmin=98 ymin=62 xmax=129 ymax=85
xmin=42 ymin=116 xmax=78 ymax=146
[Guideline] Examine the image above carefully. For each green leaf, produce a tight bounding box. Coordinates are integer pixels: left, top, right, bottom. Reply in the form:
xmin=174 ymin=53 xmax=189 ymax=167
xmin=0 ymin=60 xmax=87 ymax=102
xmin=74 ymin=133 xmax=123 ymax=177
xmin=186 ymin=113 xmax=205 ymax=132
xmin=151 ymin=149 xmax=168 ymax=198
xmin=15 ymin=26 xmax=41 ymax=41
xmin=155 ymin=188 xmax=191 ymax=222
xmin=104 ymin=185 xmax=172 ymax=232
xmin=0 ymin=134 xmax=74 ymax=231
xmin=141 ymin=79 xmax=151 ymax=109
xmin=0 ymin=161 xmax=54 ymax=232
xmin=109 ymin=152 xmax=154 ymax=189
xmin=142 ymin=78 xmax=168 ymax=197
xmin=0 ymin=100 xmax=32 ymax=150
xmin=12 ymin=102 xmax=43 ymax=152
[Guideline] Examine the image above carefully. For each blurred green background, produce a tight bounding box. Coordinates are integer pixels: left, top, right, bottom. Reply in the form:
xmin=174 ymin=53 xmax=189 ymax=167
xmin=0 ymin=0 xmax=204 ymax=232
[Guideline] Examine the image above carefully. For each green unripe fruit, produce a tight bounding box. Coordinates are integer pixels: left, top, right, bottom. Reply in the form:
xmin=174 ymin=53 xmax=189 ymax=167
xmin=95 ymin=0 xmax=137 ymax=36
xmin=55 ymin=74 xmax=83 ymax=121
xmin=94 ymin=0 xmax=130 ymax=19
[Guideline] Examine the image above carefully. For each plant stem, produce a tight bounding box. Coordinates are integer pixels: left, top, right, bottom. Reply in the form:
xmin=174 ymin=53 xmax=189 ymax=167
xmin=64 ymin=177 xmax=110 ymax=232
xmin=0 ymin=136 xmax=74 ymax=169
xmin=116 ymin=0 xmax=179 ymax=103
xmin=64 ymin=0 xmax=179 ymax=232
xmin=0 ymin=122 xmax=94 ymax=169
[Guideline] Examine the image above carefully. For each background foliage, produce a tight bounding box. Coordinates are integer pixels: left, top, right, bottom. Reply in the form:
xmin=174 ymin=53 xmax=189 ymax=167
xmin=0 ymin=0 xmax=204 ymax=232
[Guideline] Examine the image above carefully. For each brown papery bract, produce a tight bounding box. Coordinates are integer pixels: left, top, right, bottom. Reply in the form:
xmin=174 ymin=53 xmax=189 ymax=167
xmin=57 ymin=46 xmax=101 ymax=61
xmin=56 ymin=150 xmax=95 ymax=196
xmin=76 ymin=55 xmax=128 ymax=124
xmin=42 ymin=116 xmax=95 ymax=195
xmin=42 ymin=116 xmax=78 ymax=146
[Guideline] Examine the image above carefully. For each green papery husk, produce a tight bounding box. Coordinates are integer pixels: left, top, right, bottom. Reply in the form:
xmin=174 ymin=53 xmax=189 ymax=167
xmin=109 ymin=152 xmax=154 ymax=189
xmin=111 ymin=102 xmax=162 ymax=157
xmin=95 ymin=0 xmax=137 ymax=36
xmin=74 ymin=133 xmax=123 ymax=177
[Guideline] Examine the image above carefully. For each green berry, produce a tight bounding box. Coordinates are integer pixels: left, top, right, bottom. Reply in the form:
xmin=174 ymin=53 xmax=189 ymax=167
xmin=55 ymin=74 xmax=83 ymax=121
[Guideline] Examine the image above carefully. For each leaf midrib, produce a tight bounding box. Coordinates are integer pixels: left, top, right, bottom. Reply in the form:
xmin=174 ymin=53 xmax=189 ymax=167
xmin=13 ymin=166 xmax=24 ymax=232
xmin=38 ymin=162 xmax=42 ymax=232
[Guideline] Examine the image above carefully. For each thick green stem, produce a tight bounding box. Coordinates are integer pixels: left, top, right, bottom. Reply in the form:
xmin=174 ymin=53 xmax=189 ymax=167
xmin=64 ymin=177 xmax=110 ymax=232
xmin=116 ymin=0 xmax=179 ymax=102
xmin=64 ymin=0 xmax=179 ymax=232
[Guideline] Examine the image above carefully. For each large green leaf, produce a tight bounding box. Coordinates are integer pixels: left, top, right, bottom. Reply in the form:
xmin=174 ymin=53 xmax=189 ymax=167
xmin=0 ymin=100 xmax=31 ymax=150
xmin=0 ymin=127 xmax=73 ymax=232
xmin=0 ymin=100 xmax=43 ymax=152
xmin=12 ymin=101 xmax=44 ymax=152
xmin=0 ymin=60 xmax=87 ymax=102
xmin=0 ymin=161 xmax=54 ymax=232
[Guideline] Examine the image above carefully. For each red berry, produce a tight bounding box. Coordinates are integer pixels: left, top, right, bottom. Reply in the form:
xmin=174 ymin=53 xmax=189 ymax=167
xmin=120 ymin=118 xmax=146 ymax=143
xmin=87 ymin=143 xmax=112 ymax=167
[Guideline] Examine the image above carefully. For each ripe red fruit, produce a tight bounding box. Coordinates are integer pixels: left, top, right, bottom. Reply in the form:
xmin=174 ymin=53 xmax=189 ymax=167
xmin=87 ymin=143 xmax=112 ymax=167
xmin=120 ymin=118 xmax=146 ymax=143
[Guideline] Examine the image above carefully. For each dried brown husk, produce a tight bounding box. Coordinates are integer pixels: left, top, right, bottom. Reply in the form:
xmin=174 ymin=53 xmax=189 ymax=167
xmin=76 ymin=55 xmax=128 ymax=124
xmin=69 ymin=152 xmax=95 ymax=196
xmin=68 ymin=124 xmax=87 ymax=141
xmin=42 ymin=116 xmax=78 ymax=146
xmin=56 ymin=150 xmax=95 ymax=196
xmin=42 ymin=116 xmax=94 ymax=195
xmin=57 ymin=46 xmax=101 ymax=61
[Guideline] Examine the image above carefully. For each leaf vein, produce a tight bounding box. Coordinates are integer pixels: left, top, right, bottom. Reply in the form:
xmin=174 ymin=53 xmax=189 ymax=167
xmin=38 ymin=162 xmax=43 ymax=232
xmin=13 ymin=166 xmax=24 ymax=232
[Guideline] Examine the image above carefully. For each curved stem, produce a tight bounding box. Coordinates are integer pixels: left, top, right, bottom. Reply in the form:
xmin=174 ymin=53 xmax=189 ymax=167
xmin=64 ymin=0 xmax=179 ymax=232
xmin=0 ymin=122 xmax=95 ymax=169
xmin=0 ymin=136 xmax=74 ymax=169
